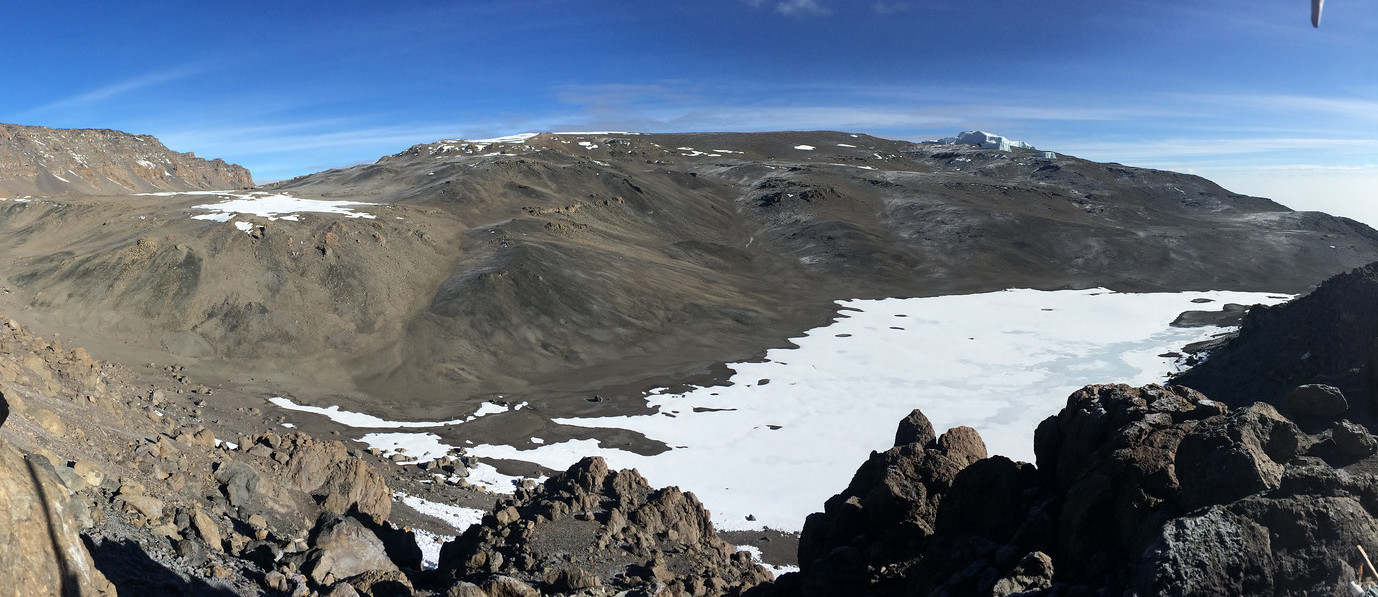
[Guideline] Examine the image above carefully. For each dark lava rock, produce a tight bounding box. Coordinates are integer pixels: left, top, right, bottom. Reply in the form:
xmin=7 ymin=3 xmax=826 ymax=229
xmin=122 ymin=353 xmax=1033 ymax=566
xmin=1174 ymin=262 xmax=1378 ymax=414
xmin=1332 ymin=420 xmax=1378 ymax=459
xmin=1170 ymin=302 xmax=1250 ymax=327
xmin=794 ymin=417 xmax=989 ymax=596
xmin=437 ymin=456 xmax=770 ymax=596
xmin=1286 ymin=383 xmax=1350 ymax=418
xmin=894 ymin=408 xmax=936 ymax=447
xmin=761 ymin=381 xmax=1378 ymax=596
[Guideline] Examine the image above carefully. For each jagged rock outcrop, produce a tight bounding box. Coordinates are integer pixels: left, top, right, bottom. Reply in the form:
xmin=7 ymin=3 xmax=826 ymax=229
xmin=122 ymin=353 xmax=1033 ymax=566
xmin=304 ymin=514 xmax=399 ymax=586
xmin=0 ymin=123 xmax=251 ymax=196
xmin=794 ymin=407 xmax=993 ymax=595
xmin=0 ymin=390 xmax=116 ymax=595
xmin=765 ymin=383 xmax=1378 ymax=596
xmin=437 ymin=456 xmax=772 ymax=596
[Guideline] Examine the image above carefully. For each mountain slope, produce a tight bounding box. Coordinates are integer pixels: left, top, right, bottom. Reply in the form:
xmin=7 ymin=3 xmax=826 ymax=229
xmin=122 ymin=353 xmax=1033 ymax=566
xmin=2 ymin=130 xmax=1376 ymax=423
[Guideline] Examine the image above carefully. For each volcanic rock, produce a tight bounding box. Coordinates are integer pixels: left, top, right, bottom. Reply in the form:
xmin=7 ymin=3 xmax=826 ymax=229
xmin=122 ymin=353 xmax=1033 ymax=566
xmin=794 ymin=420 xmax=990 ymax=595
xmin=1332 ymin=420 xmax=1378 ymax=459
xmin=283 ymin=435 xmax=392 ymax=523
xmin=893 ymin=408 xmax=936 ymax=447
xmin=1285 ymin=383 xmax=1350 ymax=418
xmin=437 ymin=456 xmax=770 ymax=595
xmin=766 ymin=378 xmax=1378 ymax=596
xmin=304 ymin=514 xmax=399 ymax=585
xmin=1174 ymin=261 xmax=1378 ymax=412
xmin=214 ymin=460 xmax=260 ymax=509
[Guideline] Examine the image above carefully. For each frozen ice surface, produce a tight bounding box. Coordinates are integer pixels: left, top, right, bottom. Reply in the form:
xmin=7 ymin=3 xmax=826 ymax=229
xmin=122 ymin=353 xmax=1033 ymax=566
xmin=534 ymin=288 xmax=1289 ymax=532
xmin=269 ymin=288 xmax=1289 ymax=534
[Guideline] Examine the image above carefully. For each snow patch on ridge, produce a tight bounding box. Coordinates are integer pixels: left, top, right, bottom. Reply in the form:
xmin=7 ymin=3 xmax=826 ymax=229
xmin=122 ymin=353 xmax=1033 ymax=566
xmin=462 ymin=133 xmax=540 ymax=144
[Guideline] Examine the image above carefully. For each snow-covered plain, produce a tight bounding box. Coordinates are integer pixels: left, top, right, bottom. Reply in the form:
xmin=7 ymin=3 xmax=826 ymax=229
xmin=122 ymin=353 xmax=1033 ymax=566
xmin=465 ymin=288 xmax=1288 ymax=531
xmin=268 ymin=287 xmax=1289 ymax=533
xmin=188 ymin=192 xmax=376 ymax=220
xmin=139 ymin=190 xmax=377 ymax=221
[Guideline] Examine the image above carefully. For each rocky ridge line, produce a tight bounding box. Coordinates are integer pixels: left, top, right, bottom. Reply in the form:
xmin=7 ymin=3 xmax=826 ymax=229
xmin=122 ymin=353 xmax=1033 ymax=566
xmin=0 ymin=123 xmax=252 ymax=196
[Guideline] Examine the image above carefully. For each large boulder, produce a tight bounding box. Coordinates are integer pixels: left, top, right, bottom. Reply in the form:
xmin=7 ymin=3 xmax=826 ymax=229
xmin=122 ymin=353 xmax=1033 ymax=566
xmin=1174 ymin=402 xmax=1300 ymax=510
xmin=304 ymin=514 xmax=399 ymax=585
xmin=284 ymin=436 xmax=391 ymax=523
xmin=438 ymin=456 xmax=769 ymax=595
xmin=1285 ymin=384 xmax=1350 ymax=419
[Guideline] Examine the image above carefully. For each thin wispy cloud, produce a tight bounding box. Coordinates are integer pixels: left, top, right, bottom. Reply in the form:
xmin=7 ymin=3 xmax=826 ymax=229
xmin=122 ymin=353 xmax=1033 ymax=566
xmin=1177 ymin=92 xmax=1378 ymax=124
xmin=776 ymin=0 xmax=830 ymax=16
xmin=744 ymin=0 xmax=831 ymax=17
xmin=1065 ymin=137 xmax=1378 ymax=160
xmin=18 ymin=67 xmax=200 ymax=118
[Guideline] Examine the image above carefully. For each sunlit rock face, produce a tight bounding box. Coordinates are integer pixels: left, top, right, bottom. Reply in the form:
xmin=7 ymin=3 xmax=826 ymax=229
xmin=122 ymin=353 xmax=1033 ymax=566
xmin=0 ymin=123 xmax=251 ymax=196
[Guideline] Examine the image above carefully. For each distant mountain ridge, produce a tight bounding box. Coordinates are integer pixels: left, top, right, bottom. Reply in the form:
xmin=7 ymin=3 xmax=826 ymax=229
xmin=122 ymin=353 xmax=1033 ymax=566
xmin=0 ymin=123 xmax=252 ymax=196
xmin=2 ymin=128 xmax=1378 ymax=423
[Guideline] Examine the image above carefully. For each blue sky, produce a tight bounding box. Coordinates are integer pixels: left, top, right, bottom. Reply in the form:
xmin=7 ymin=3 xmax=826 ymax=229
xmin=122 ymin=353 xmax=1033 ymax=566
xmin=2 ymin=1 xmax=1375 ymax=222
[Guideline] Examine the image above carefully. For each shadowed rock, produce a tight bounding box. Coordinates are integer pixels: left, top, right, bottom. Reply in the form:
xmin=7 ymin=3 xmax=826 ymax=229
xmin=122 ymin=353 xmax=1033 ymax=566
xmin=437 ymin=456 xmax=770 ymax=596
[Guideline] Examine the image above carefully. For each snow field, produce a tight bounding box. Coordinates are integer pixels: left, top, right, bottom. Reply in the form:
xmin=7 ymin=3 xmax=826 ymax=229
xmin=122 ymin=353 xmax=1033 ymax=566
xmin=268 ymin=288 xmax=1289 ymax=535
xmin=466 ymin=288 xmax=1288 ymax=532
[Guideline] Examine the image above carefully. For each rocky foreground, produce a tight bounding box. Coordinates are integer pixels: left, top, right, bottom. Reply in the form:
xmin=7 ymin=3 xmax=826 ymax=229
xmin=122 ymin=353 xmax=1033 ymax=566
xmin=0 ymin=309 xmax=775 ymax=596
xmin=759 ymin=263 xmax=1378 ymax=597
xmin=7 ymin=262 xmax=1378 ymax=596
